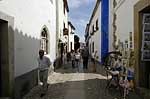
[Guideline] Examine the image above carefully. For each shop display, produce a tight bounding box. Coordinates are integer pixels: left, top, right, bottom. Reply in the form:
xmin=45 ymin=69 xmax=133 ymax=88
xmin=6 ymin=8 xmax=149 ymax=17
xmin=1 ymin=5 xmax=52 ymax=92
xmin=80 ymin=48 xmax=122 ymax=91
xmin=141 ymin=14 xmax=150 ymax=61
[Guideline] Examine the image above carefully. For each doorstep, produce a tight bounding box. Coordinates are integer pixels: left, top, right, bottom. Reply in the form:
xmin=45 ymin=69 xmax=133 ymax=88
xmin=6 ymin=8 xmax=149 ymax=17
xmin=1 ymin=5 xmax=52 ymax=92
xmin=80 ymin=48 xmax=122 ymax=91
xmin=0 ymin=98 xmax=10 ymax=99
xmin=136 ymin=87 xmax=150 ymax=99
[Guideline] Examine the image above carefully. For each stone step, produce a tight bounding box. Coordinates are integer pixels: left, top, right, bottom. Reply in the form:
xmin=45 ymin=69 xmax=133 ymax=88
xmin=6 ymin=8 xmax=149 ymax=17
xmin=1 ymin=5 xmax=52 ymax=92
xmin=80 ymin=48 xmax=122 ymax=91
xmin=0 ymin=97 xmax=10 ymax=99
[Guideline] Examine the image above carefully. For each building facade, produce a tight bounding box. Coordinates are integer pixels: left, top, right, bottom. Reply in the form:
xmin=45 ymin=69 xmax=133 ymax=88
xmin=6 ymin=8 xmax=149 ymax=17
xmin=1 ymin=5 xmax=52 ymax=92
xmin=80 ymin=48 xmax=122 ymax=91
xmin=68 ymin=21 xmax=75 ymax=52
xmin=108 ymin=0 xmax=150 ymax=97
xmin=85 ymin=0 xmax=109 ymax=63
xmin=109 ymin=0 xmax=150 ymax=90
xmin=88 ymin=0 xmax=101 ymax=62
xmin=0 ymin=0 xmax=56 ymax=98
xmin=56 ymin=0 xmax=69 ymax=57
xmin=110 ymin=0 xmax=139 ymax=67
xmin=134 ymin=0 xmax=150 ymax=92
xmin=85 ymin=0 xmax=150 ymax=97
xmin=85 ymin=24 xmax=90 ymax=47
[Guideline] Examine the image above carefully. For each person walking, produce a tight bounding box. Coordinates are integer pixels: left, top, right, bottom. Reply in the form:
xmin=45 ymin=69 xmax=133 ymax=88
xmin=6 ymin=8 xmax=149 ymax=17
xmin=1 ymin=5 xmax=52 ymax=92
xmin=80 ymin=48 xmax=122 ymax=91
xmin=81 ymin=46 xmax=89 ymax=69
xmin=67 ymin=52 xmax=71 ymax=63
xmin=38 ymin=50 xmax=51 ymax=97
xmin=75 ymin=50 xmax=81 ymax=71
xmin=71 ymin=50 xmax=75 ymax=68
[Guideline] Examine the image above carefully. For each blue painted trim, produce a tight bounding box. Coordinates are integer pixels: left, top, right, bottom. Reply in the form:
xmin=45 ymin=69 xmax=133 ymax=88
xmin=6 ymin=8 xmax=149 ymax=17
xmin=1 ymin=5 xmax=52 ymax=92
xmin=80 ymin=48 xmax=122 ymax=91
xmin=101 ymin=0 xmax=109 ymax=63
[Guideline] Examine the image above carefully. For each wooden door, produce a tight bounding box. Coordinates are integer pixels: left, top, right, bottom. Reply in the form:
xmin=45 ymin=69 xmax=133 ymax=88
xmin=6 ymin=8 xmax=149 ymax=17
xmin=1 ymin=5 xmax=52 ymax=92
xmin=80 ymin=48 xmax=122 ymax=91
xmin=0 ymin=20 xmax=2 ymax=96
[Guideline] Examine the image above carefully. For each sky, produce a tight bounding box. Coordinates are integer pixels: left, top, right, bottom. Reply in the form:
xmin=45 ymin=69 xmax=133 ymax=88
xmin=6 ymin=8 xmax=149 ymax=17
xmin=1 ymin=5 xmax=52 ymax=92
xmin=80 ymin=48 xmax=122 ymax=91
xmin=68 ymin=0 xmax=96 ymax=42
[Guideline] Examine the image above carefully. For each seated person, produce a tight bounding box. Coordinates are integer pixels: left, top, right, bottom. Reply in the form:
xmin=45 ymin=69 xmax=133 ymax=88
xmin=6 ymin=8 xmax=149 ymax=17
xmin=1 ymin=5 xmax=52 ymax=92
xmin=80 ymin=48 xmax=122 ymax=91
xmin=109 ymin=57 xmax=126 ymax=76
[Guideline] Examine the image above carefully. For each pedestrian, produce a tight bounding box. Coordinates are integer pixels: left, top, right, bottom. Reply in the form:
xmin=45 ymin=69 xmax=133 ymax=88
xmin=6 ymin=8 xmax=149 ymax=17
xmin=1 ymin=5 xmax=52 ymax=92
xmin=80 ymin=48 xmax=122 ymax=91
xmin=63 ymin=52 xmax=67 ymax=64
xmin=81 ymin=46 xmax=89 ymax=69
xmin=113 ymin=55 xmax=123 ymax=72
xmin=75 ymin=49 xmax=81 ymax=70
xmin=71 ymin=50 xmax=75 ymax=68
xmin=91 ymin=51 xmax=97 ymax=72
xmin=38 ymin=50 xmax=51 ymax=97
xmin=67 ymin=52 xmax=71 ymax=63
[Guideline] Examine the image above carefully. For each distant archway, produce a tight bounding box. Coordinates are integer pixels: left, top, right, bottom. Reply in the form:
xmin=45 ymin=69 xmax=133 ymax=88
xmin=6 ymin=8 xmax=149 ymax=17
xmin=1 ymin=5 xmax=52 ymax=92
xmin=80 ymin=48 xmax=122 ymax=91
xmin=40 ymin=26 xmax=50 ymax=54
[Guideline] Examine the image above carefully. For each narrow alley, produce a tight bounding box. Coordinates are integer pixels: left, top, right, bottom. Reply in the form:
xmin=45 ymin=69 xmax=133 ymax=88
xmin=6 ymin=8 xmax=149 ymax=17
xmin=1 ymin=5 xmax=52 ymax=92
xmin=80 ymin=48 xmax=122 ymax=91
xmin=0 ymin=0 xmax=150 ymax=99
xmin=23 ymin=61 xmax=142 ymax=99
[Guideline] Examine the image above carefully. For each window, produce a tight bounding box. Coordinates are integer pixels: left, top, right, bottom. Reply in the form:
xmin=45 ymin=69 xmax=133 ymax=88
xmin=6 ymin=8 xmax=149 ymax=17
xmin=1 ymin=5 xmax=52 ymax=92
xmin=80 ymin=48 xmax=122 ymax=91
xmin=129 ymin=32 xmax=132 ymax=41
xmin=130 ymin=42 xmax=132 ymax=48
xmin=40 ymin=28 xmax=49 ymax=54
xmin=92 ymin=42 xmax=94 ymax=53
xmin=66 ymin=44 xmax=67 ymax=53
xmin=63 ymin=2 xmax=65 ymax=15
xmin=92 ymin=25 xmax=94 ymax=32
xmin=70 ymin=42 xmax=72 ymax=51
xmin=96 ymin=19 xmax=99 ymax=30
xmin=64 ymin=23 xmax=65 ymax=28
xmin=90 ymin=43 xmax=91 ymax=54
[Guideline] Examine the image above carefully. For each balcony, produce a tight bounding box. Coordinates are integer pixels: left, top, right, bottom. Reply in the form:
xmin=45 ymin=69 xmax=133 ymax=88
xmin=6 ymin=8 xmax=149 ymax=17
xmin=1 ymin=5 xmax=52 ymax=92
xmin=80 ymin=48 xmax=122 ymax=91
xmin=90 ymin=32 xmax=94 ymax=36
xmin=63 ymin=28 xmax=69 ymax=35
xmin=91 ymin=30 xmax=96 ymax=35
xmin=70 ymin=31 xmax=75 ymax=34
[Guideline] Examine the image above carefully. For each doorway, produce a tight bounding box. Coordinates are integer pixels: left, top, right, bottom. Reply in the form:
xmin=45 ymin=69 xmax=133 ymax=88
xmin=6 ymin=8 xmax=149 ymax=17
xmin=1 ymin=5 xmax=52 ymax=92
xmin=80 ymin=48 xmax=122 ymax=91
xmin=0 ymin=20 xmax=1 ymax=96
xmin=0 ymin=19 xmax=9 ymax=96
xmin=134 ymin=2 xmax=150 ymax=89
xmin=70 ymin=42 xmax=72 ymax=51
xmin=140 ymin=6 xmax=150 ymax=88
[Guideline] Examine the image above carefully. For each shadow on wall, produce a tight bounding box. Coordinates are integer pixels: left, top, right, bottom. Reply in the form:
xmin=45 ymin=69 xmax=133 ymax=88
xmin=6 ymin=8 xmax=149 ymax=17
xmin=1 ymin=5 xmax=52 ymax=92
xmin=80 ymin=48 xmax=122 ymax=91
xmin=13 ymin=28 xmax=40 ymax=99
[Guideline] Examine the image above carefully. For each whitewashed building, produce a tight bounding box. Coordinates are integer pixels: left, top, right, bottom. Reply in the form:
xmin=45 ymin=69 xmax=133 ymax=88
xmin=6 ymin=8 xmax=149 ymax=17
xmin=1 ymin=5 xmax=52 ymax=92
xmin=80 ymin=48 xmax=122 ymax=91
xmin=56 ymin=0 xmax=69 ymax=56
xmin=110 ymin=0 xmax=150 ymax=96
xmin=109 ymin=0 xmax=140 ymax=67
xmin=88 ymin=0 xmax=101 ymax=62
xmin=111 ymin=0 xmax=139 ymax=50
xmin=86 ymin=0 xmax=139 ymax=63
xmin=0 ymin=0 xmax=56 ymax=98
xmin=108 ymin=0 xmax=114 ymax=51
xmin=85 ymin=0 xmax=109 ymax=63
xmin=68 ymin=21 xmax=75 ymax=52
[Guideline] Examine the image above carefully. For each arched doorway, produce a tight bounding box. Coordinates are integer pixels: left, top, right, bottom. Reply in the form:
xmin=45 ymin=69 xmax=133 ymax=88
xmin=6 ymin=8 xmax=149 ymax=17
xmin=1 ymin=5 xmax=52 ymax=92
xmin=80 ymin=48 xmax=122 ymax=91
xmin=40 ymin=26 xmax=49 ymax=54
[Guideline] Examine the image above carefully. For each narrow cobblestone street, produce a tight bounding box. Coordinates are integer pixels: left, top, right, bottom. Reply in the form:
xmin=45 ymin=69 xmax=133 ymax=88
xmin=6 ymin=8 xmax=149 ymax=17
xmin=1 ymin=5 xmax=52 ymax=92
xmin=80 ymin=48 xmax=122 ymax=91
xmin=23 ymin=61 xmax=142 ymax=99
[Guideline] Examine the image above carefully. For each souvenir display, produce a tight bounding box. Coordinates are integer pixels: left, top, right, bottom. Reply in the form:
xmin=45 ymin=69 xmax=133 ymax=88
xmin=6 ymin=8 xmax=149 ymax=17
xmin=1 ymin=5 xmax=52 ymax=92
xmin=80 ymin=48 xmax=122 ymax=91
xmin=141 ymin=14 xmax=150 ymax=61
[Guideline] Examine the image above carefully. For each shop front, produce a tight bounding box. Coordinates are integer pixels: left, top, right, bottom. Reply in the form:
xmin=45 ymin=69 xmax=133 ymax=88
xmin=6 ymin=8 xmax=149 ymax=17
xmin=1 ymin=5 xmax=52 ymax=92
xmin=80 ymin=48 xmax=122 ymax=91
xmin=134 ymin=0 xmax=150 ymax=89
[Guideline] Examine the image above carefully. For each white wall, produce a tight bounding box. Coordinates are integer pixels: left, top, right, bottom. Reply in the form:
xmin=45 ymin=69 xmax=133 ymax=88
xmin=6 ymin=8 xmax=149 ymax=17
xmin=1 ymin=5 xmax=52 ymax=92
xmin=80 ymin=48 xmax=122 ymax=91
xmin=56 ymin=0 xmax=63 ymax=39
xmin=0 ymin=0 xmax=56 ymax=77
xmin=109 ymin=0 xmax=114 ymax=51
xmin=56 ymin=0 xmax=68 ymax=42
xmin=115 ymin=0 xmax=139 ymax=48
xmin=89 ymin=3 xmax=101 ymax=62
xmin=68 ymin=24 xmax=75 ymax=52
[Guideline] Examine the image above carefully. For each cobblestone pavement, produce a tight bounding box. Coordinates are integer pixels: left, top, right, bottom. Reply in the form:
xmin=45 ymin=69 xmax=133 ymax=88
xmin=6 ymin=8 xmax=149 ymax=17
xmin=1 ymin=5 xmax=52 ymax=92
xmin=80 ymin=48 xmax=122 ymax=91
xmin=23 ymin=61 xmax=142 ymax=99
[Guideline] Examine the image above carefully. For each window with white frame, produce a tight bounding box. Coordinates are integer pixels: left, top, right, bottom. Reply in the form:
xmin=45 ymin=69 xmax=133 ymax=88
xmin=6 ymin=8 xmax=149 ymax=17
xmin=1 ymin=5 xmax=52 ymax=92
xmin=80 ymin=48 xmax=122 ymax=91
xmin=96 ymin=19 xmax=99 ymax=30
xmin=92 ymin=25 xmax=94 ymax=33
xmin=92 ymin=42 xmax=94 ymax=53
xmin=40 ymin=28 xmax=48 ymax=54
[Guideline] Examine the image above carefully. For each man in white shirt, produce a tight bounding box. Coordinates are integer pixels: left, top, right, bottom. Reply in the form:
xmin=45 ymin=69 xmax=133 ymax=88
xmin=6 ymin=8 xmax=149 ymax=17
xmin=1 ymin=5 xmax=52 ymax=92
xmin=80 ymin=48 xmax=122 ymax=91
xmin=38 ymin=50 xmax=51 ymax=97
